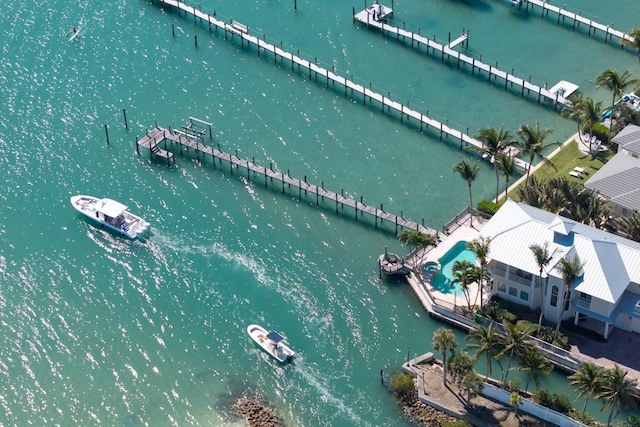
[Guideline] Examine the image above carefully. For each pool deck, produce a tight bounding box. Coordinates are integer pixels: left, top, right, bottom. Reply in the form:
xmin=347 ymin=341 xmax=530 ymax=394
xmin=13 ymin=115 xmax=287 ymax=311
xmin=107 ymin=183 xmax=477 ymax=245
xmin=419 ymin=216 xmax=488 ymax=308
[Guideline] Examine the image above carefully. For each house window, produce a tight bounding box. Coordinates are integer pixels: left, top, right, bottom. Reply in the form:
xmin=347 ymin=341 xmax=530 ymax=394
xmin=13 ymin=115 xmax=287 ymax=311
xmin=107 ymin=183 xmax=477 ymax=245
xmin=577 ymin=292 xmax=592 ymax=309
xmin=509 ymin=287 xmax=518 ymax=297
xmin=564 ymin=291 xmax=571 ymax=311
xmin=520 ymin=291 xmax=529 ymax=302
xmin=550 ymin=286 xmax=559 ymax=307
xmin=497 ymin=282 xmax=506 ymax=293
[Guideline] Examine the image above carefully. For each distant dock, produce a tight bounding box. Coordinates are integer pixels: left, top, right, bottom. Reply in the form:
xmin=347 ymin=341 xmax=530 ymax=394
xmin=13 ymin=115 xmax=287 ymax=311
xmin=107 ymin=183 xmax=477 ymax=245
xmin=520 ymin=0 xmax=636 ymax=45
xmin=353 ymin=4 xmax=574 ymax=108
xmin=137 ymin=121 xmax=441 ymax=238
xmin=149 ymin=0 xmax=530 ymax=171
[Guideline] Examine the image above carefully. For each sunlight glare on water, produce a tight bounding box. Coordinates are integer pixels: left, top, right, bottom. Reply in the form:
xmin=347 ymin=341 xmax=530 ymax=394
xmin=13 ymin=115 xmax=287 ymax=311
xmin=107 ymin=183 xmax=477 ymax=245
xmin=0 ymin=0 xmax=637 ymax=424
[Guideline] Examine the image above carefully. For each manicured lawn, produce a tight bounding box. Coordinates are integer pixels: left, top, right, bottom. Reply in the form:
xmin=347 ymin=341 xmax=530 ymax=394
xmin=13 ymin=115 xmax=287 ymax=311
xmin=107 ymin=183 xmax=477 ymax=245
xmin=534 ymin=140 xmax=613 ymax=181
xmin=508 ymin=140 xmax=614 ymax=201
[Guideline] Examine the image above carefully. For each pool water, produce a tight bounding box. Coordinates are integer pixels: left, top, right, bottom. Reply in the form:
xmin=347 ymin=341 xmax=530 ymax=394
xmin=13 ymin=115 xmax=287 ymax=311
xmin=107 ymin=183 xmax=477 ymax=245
xmin=429 ymin=241 xmax=478 ymax=296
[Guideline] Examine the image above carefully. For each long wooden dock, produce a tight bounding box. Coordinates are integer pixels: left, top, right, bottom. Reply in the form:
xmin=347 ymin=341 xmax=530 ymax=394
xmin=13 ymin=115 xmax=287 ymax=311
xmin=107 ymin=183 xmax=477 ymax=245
xmin=521 ymin=0 xmax=635 ymax=45
xmin=353 ymin=6 xmax=572 ymax=108
xmin=137 ymin=123 xmax=442 ymax=238
xmin=151 ymin=0 xmax=529 ymax=172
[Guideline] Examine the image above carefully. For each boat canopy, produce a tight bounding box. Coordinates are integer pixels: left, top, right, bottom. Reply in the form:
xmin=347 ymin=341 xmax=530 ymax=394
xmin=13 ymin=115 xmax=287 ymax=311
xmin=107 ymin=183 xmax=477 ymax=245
xmin=266 ymin=331 xmax=286 ymax=343
xmin=98 ymin=199 xmax=128 ymax=218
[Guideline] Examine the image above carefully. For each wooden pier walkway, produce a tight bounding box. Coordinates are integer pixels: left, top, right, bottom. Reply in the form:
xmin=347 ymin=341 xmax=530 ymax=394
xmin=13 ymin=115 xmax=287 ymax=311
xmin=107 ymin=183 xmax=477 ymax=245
xmin=353 ymin=6 xmax=572 ymax=108
xmin=521 ymin=0 xmax=635 ymax=45
xmin=151 ymin=0 xmax=529 ymax=172
xmin=137 ymin=123 xmax=442 ymax=238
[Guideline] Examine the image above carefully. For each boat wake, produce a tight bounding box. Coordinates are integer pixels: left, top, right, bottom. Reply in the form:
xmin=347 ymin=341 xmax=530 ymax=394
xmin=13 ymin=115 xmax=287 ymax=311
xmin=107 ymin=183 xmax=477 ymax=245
xmin=289 ymin=358 xmax=371 ymax=427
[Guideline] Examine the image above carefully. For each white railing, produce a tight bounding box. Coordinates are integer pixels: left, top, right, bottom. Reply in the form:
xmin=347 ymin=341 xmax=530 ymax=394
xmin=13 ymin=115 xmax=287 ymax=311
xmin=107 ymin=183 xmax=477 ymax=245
xmin=481 ymin=383 xmax=588 ymax=427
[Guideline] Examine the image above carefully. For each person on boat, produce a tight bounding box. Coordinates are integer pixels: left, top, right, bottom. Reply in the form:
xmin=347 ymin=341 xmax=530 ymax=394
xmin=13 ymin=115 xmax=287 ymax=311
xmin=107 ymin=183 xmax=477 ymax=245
xmin=72 ymin=26 xmax=77 ymax=34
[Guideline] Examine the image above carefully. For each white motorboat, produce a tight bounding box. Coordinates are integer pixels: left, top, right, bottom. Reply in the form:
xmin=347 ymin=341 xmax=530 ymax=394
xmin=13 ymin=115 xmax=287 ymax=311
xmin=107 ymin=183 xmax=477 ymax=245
xmin=70 ymin=195 xmax=151 ymax=239
xmin=247 ymin=324 xmax=295 ymax=363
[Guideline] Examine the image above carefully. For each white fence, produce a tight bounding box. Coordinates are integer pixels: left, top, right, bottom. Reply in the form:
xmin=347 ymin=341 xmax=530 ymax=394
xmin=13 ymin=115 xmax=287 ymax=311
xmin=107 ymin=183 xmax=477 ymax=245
xmin=481 ymin=383 xmax=588 ymax=427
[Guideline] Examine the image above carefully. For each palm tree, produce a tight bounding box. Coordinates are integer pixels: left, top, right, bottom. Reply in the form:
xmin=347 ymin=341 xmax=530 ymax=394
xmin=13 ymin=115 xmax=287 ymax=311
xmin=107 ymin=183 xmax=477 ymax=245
xmin=581 ymin=97 xmax=604 ymax=154
xmin=562 ymin=94 xmax=587 ymax=144
xmin=496 ymin=152 xmax=515 ymax=203
xmin=595 ymin=69 xmax=639 ymax=143
xmin=432 ymin=327 xmax=458 ymax=386
xmin=569 ymin=362 xmax=604 ymax=421
xmin=449 ymin=351 xmax=474 ymax=387
xmin=473 ymin=125 xmax=517 ymax=201
xmin=562 ymin=95 xmax=603 ymax=154
xmin=516 ymin=175 xmax=544 ymax=208
xmin=509 ymin=391 xmax=523 ymax=417
xmin=460 ymin=372 xmax=484 ymax=406
xmin=554 ymin=254 xmax=584 ymax=340
xmin=614 ymin=211 xmax=640 ymax=242
xmin=620 ymin=28 xmax=640 ymax=63
xmin=529 ymin=242 xmax=559 ymax=336
xmin=451 ymin=260 xmax=475 ymax=310
xmin=467 ymin=237 xmax=491 ymax=308
xmin=597 ymin=365 xmax=638 ymax=427
xmin=495 ymin=321 xmax=535 ymax=385
xmin=514 ymin=345 xmax=553 ymax=392
xmin=580 ymin=191 xmax=611 ymax=229
xmin=398 ymin=230 xmax=437 ymax=275
xmin=516 ymin=122 xmax=560 ymax=184
xmin=452 ymin=160 xmax=480 ymax=227
xmin=465 ymin=324 xmax=500 ymax=381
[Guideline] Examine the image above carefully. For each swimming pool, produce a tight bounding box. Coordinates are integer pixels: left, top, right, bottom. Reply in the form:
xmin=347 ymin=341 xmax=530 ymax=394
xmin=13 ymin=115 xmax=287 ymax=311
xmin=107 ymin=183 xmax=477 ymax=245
xmin=427 ymin=241 xmax=478 ymax=296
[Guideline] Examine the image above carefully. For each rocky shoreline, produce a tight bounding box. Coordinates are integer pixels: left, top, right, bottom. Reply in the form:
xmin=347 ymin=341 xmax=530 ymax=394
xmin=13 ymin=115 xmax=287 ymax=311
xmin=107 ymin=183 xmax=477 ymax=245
xmin=395 ymin=386 xmax=458 ymax=427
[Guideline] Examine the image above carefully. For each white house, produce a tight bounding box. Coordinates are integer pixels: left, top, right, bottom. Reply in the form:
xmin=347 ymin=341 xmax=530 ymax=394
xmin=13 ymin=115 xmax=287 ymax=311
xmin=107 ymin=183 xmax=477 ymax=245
xmin=584 ymin=124 xmax=640 ymax=217
xmin=479 ymin=199 xmax=640 ymax=339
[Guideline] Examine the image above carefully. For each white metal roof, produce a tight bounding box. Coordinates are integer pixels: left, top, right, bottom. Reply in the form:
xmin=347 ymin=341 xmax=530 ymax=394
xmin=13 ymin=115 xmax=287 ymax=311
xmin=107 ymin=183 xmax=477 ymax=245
xmin=480 ymin=200 xmax=640 ymax=304
xmin=584 ymin=153 xmax=640 ymax=212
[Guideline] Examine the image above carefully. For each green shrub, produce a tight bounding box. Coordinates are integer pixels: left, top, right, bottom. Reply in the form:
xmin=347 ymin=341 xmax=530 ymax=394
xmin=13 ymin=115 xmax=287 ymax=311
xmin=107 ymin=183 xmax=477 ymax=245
xmin=476 ymin=301 xmax=517 ymax=324
xmin=477 ymin=199 xmax=500 ymax=215
xmin=389 ymin=371 xmax=415 ymax=398
xmin=587 ymin=122 xmax=609 ymax=144
xmin=442 ymin=421 xmax=472 ymax=427
xmin=531 ymin=389 xmax=573 ymax=415
xmin=496 ymin=298 xmax=531 ymax=316
xmin=626 ymin=415 xmax=640 ymax=427
xmin=517 ymin=319 xmax=537 ymax=333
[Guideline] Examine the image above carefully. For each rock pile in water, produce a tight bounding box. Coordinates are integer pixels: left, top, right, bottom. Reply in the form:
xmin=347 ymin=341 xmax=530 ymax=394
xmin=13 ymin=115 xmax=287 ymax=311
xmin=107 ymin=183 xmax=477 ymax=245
xmin=232 ymin=396 xmax=283 ymax=427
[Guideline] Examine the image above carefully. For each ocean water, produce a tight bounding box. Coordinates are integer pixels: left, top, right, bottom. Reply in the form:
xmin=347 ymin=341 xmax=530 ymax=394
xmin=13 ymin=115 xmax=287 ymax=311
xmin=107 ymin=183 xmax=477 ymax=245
xmin=1 ymin=0 xmax=638 ymax=425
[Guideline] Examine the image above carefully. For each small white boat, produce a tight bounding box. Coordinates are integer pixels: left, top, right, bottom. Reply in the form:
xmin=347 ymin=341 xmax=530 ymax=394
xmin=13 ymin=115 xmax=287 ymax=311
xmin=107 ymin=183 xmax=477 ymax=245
xmin=70 ymin=195 xmax=150 ymax=239
xmin=247 ymin=324 xmax=295 ymax=363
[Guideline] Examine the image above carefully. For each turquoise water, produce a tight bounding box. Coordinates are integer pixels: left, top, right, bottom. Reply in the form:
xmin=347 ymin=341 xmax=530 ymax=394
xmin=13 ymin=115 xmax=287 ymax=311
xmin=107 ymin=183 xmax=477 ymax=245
xmin=1 ymin=0 xmax=637 ymax=425
xmin=430 ymin=241 xmax=477 ymax=297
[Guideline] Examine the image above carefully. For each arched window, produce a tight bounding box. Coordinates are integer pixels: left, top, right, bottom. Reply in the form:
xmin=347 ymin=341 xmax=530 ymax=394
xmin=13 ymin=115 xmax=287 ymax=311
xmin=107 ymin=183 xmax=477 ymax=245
xmin=550 ymin=285 xmax=559 ymax=307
